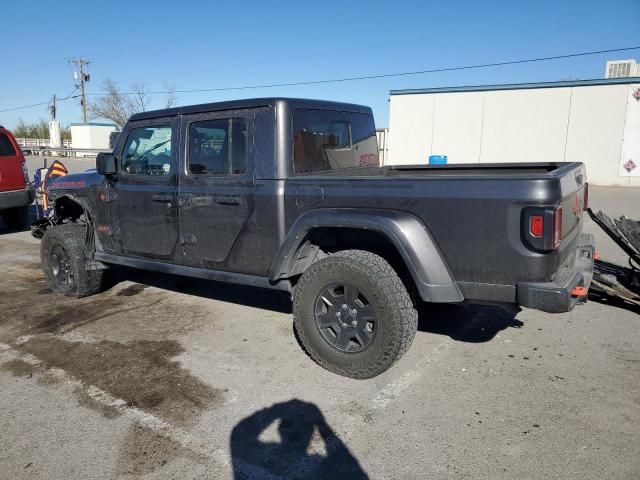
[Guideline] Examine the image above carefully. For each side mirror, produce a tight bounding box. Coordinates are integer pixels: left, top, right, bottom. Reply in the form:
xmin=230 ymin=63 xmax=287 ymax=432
xmin=96 ymin=152 xmax=116 ymax=176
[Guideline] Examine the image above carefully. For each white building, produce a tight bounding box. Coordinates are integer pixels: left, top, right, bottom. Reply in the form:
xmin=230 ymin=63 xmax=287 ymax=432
xmin=387 ymin=77 xmax=640 ymax=186
xmin=70 ymin=123 xmax=118 ymax=157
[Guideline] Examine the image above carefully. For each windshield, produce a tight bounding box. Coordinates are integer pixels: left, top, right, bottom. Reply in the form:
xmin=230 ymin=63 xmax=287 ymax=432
xmin=293 ymin=109 xmax=379 ymax=174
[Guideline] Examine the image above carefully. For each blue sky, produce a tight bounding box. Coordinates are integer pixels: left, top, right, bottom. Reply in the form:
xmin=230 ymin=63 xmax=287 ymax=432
xmin=1 ymin=0 xmax=639 ymax=129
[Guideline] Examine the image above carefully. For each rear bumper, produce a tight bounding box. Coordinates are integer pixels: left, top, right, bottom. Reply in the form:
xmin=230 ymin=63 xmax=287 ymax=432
xmin=0 ymin=187 xmax=34 ymax=210
xmin=517 ymin=234 xmax=595 ymax=313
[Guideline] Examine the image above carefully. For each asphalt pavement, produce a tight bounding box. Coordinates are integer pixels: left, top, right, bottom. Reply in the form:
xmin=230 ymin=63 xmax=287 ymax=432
xmin=0 ymin=182 xmax=638 ymax=479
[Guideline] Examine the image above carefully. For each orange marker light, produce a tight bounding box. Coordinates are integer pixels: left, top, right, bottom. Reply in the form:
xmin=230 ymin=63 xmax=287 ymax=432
xmin=571 ymin=286 xmax=588 ymax=297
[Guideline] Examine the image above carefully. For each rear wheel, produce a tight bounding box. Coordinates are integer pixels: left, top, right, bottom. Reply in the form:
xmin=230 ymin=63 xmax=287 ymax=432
xmin=1 ymin=206 xmax=28 ymax=230
xmin=41 ymin=224 xmax=103 ymax=297
xmin=293 ymin=249 xmax=418 ymax=379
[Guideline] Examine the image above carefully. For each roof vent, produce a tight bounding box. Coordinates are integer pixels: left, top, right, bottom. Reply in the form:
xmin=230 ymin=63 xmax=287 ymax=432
xmin=605 ymin=59 xmax=638 ymax=78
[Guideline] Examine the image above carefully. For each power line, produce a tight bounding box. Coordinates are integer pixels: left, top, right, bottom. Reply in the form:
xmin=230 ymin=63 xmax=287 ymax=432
xmin=1 ymin=45 xmax=639 ymax=114
xmin=0 ymin=100 xmax=52 ymax=113
xmin=105 ymin=45 xmax=640 ymax=95
xmin=1 ymin=89 xmax=79 ymax=114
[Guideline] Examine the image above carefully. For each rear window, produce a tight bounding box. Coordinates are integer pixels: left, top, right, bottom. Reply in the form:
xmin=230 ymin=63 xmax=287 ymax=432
xmin=0 ymin=133 xmax=17 ymax=157
xmin=293 ymin=110 xmax=378 ymax=174
xmin=188 ymin=118 xmax=247 ymax=175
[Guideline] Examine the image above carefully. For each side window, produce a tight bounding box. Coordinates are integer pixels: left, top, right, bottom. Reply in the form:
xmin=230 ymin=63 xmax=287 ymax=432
xmin=188 ymin=118 xmax=246 ymax=175
xmin=0 ymin=134 xmax=17 ymax=157
xmin=293 ymin=110 xmax=378 ymax=174
xmin=121 ymin=126 xmax=172 ymax=175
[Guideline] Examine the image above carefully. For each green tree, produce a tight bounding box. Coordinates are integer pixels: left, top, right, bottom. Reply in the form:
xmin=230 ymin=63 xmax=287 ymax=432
xmin=13 ymin=119 xmax=50 ymax=138
xmin=61 ymin=126 xmax=71 ymax=141
xmin=12 ymin=118 xmax=72 ymax=140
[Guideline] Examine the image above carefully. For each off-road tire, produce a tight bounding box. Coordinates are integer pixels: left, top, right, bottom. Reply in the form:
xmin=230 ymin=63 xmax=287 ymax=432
xmin=293 ymin=249 xmax=418 ymax=379
xmin=1 ymin=206 xmax=29 ymax=230
xmin=41 ymin=224 xmax=103 ymax=298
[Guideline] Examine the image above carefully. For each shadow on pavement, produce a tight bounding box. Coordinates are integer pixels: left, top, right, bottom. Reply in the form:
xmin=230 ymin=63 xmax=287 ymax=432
xmin=587 ymin=260 xmax=640 ymax=315
xmin=230 ymin=399 xmax=368 ymax=480
xmin=588 ymin=291 xmax=640 ymax=315
xmin=104 ymin=266 xmax=293 ymax=314
xmin=417 ymin=302 xmax=523 ymax=342
xmin=105 ymin=267 xmax=524 ymax=342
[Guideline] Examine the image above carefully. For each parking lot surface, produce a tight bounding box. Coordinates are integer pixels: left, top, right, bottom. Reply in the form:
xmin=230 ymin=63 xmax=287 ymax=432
xmin=0 ymin=185 xmax=638 ymax=479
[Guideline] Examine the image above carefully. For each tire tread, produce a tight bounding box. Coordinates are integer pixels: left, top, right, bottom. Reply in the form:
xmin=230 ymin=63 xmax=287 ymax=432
xmin=293 ymin=249 xmax=418 ymax=379
xmin=41 ymin=224 xmax=103 ymax=298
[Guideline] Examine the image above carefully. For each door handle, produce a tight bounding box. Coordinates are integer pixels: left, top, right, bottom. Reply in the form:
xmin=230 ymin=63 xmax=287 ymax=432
xmin=151 ymin=194 xmax=174 ymax=204
xmin=215 ymin=195 xmax=242 ymax=206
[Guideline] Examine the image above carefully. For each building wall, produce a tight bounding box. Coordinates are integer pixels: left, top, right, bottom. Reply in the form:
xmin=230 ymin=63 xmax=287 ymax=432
xmin=70 ymin=124 xmax=117 ymax=157
xmin=388 ymin=82 xmax=640 ymax=186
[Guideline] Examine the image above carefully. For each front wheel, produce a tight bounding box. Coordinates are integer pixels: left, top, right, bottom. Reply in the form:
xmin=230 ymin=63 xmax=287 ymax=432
xmin=293 ymin=250 xmax=418 ymax=379
xmin=41 ymin=224 xmax=103 ymax=297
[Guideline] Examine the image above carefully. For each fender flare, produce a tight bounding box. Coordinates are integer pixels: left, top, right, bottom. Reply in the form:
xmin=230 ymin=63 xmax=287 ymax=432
xmin=269 ymin=208 xmax=463 ymax=303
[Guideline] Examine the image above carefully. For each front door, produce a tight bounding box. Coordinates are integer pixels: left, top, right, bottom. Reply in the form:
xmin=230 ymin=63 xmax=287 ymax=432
xmin=178 ymin=109 xmax=254 ymax=268
xmin=109 ymin=117 xmax=180 ymax=260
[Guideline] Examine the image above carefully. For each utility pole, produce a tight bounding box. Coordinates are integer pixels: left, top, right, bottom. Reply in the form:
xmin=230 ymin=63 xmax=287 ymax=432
xmin=48 ymin=92 xmax=62 ymax=153
xmin=49 ymin=94 xmax=56 ymax=120
xmin=69 ymin=57 xmax=90 ymax=123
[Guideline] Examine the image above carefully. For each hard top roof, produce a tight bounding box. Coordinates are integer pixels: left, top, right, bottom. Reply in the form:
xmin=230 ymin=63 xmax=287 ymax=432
xmin=129 ymin=97 xmax=372 ymax=121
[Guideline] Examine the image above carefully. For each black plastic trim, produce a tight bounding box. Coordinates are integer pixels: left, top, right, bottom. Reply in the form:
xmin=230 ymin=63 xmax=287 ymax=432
xmin=269 ymin=208 xmax=464 ymax=303
xmin=517 ymin=234 xmax=594 ymax=313
xmin=94 ymin=252 xmax=292 ymax=292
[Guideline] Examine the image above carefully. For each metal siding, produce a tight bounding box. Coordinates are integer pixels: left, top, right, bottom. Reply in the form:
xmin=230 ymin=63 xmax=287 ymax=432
xmin=388 ymin=94 xmax=434 ymax=165
xmin=431 ymin=92 xmax=484 ymax=163
xmin=565 ymin=85 xmax=629 ymax=186
xmin=480 ymin=88 xmax=571 ymax=163
xmin=387 ymin=83 xmax=638 ymax=186
xmin=620 ymin=85 xmax=640 ymax=184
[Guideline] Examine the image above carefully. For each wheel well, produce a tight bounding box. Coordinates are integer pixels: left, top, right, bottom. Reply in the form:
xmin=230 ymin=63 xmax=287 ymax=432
xmin=287 ymin=227 xmax=419 ymax=301
xmin=54 ymin=196 xmax=86 ymax=222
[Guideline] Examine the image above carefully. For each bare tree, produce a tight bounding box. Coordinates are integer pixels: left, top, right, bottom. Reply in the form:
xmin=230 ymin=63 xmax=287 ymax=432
xmin=87 ymin=79 xmax=135 ymax=128
xmin=130 ymin=82 xmax=151 ymax=113
xmin=88 ymin=78 xmax=177 ymax=128
xmin=163 ymin=81 xmax=177 ymax=109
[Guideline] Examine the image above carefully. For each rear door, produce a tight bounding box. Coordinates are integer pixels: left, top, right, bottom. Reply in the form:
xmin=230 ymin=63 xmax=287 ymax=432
xmin=108 ymin=117 xmax=180 ymax=259
xmin=0 ymin=130 xmax=26 ymax=192
xmin=177 ymin=109 xmax=254 ymax=268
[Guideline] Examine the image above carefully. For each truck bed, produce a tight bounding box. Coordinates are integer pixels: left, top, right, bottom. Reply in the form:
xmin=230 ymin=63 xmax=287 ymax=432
xmin=303 ymin=162 xmax=578 ymax=178
xmin=387 ymin=162 xmax=566 ymax=176
xmin=285 ymin=161 xmax=588 ymax=304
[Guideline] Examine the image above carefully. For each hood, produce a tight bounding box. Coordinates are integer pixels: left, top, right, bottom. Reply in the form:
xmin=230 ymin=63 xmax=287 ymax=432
xmin=46 ymin=170 xmax=105 ymax=198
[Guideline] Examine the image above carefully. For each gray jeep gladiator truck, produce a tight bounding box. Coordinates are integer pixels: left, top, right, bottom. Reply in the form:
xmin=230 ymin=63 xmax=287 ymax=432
xmin=33 ymin=98 xmax=594 ymax=379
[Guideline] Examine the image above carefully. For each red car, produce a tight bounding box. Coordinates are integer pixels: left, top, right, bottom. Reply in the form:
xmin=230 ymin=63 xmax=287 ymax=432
xmin=0 ymin=126 xmax=34 ymax=229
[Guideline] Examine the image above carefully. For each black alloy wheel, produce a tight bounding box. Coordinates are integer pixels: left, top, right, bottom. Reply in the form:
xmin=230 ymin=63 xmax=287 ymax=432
xmin=50 ymin=244 xmax=74 ymax=289
xmin=314 ymin=283 xmax=377 ymax=353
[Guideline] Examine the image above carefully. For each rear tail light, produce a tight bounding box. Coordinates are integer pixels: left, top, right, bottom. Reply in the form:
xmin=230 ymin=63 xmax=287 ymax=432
xmin=529 ymin=215 xmax=544 ymax=238
xmin=21 ymin=161 xmax=30 ymax=184
xmin=552 ymin=206 xmax=563 ymax=249
xmin=523 ymin=206 xmax=563 ymax=252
